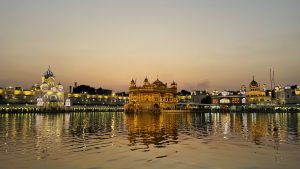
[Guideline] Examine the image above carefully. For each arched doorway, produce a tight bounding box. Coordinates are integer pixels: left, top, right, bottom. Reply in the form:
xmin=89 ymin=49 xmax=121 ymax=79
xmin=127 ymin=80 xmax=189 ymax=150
xmin=154 ymin=104 xmax=159 ymax=109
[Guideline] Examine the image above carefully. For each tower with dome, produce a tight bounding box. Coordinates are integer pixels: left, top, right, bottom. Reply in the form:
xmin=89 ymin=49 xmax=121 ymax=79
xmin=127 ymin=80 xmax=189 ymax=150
xmin=246 ymin=76 xmax=272 ymax=104
xmin=35 ymin=66 xmax=65 ymax=109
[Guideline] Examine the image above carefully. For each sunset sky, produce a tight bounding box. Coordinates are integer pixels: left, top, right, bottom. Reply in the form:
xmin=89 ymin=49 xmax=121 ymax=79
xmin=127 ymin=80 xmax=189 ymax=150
xmin=0 ymin=0 xmax=299 ymax=92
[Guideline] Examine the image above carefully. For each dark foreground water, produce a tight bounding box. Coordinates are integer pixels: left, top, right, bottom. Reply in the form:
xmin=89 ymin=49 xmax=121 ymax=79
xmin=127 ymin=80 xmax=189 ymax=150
xmin=0 ymin=112 xmax=300 ymax=169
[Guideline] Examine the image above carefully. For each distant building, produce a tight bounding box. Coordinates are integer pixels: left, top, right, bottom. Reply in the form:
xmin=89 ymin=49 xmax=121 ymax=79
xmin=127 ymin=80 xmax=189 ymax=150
xmin=275 ymin=85 xmax=300 ymax=105
xmin=0 ymin=67 xmax=65 ymax=109
xmin=0 ymin=86 xmax=35 ymax=104
xmin=211 ymin=90 xmax=246 ymax=106
xmin=67 ymin=92 xmax=128 ymax=106
xmin=125 ymin=77 xmax=177 ymax=112
xmin=68 ymin=83 xmax=128 ymax=105
xmin=246 ymin=76 xmax=272 ymax=105
xmin=190 ymin=90 xmax=210 ymax=104
xmin=36 ymin=67 xmax=65 ymax=109
xmin=116 ymin=92 xmax=129 ymax=97
xmin=96 ymin=88 xmax=112 ymax=95
xmin=0 ymin=67 xmax=129 ymax=107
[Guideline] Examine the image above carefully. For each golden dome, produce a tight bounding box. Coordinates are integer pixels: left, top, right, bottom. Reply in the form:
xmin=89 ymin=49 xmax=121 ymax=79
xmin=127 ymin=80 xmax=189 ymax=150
xmin=152 ymin=79 xmax=166 ymax=87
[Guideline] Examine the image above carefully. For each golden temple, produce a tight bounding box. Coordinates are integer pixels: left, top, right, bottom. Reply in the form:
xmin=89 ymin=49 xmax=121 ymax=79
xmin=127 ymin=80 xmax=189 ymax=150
xmin=124 ymin=77 xmax=177 ymax=113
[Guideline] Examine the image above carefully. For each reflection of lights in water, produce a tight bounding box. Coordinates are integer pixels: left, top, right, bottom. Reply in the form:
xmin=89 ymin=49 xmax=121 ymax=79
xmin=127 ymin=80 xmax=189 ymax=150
xmin=111 ymin=118 xmax=115 ymax=132
xmin=221 ymin=114 xmax=230 ymax=136
xmin=212 ymin=113 xmax=218 ymax=133
xmin=242 ymin=113 xmax=247 ymax=127
xmin=252 ymin=113 xmax=256 ymax=123
xmin=242 ymin=113 xmax=248 ymax=136
xmin=224 ymin=122 xmax=228 ymax=135
xmin=1 ymin=112 xmax=300 ymax=168
xmin=205 ymin=113 xmax=210 ymax=123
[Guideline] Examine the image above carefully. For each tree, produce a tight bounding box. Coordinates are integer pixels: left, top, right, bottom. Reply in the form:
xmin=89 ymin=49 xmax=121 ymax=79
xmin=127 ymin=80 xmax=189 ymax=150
xmin=201 ymin=95 xmax=212 ymax=104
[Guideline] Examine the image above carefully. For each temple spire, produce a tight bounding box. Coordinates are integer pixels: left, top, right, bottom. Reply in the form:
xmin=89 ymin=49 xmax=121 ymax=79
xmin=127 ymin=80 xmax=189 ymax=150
xmin=44 ymin=66 xmax=54 ymax=78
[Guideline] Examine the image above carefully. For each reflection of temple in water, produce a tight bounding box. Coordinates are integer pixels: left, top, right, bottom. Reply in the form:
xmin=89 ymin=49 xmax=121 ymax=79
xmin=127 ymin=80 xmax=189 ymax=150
xmin=125 ymin=112 xmax=191 ymax=147
xmin=68 ymin=112 xmax=125 ymax=137
xmin=1 ymin=112 xmax=300 ymax=159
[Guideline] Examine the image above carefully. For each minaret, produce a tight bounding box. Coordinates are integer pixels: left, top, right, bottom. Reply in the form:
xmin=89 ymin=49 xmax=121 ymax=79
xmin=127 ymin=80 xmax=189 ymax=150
xmin=130 ymin=78 xmax=136 ymax=88
xmin=270 ymin=67 xmax=276 ymax=90
xmin=272 ymin=68 xmax=275 ymax=90
xmin=143 ymin=77 xmax=150 ymax=86
xmin=171 ymin=81 xmax=177 ymax=88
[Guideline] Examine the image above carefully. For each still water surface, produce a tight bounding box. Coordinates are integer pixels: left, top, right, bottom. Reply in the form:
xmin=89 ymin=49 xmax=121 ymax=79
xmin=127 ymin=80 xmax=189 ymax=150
xmin=0 ymin=112 xmax=300 ymax=169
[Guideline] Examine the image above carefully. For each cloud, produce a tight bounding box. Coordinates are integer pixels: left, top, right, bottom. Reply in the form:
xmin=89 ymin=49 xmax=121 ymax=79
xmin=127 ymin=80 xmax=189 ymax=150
xmin=195 ymin=80 xmax=211 ymax=89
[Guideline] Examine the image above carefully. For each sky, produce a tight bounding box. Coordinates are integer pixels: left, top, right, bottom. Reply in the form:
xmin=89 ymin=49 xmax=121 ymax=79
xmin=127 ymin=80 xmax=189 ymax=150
xmin=0 ymin=0 xmax=299 ymax=92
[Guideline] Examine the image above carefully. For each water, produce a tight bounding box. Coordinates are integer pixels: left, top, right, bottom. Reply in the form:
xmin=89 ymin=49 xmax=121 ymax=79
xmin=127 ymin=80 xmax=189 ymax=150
xmin=0 ymin=112 xmax=300 ymax=169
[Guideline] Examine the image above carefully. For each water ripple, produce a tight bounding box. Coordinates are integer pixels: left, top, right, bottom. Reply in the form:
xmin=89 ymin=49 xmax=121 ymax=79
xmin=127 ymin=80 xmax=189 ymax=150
xmin=0 ymin=112 xmax=300 ymax=169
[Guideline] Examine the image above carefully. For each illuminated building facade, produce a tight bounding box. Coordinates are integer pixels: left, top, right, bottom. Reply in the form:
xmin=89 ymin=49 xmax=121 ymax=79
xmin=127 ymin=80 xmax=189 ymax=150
xmin=67 ymin=91 xmax=128 ymax=106
xmin=211 ymin=90 xmax=246 ymax=105
xmin=125 ymin=77 xmax=177 ymax=112
xmin=67 ymin=83 xmax=128 ymax=106
xmin=0 ymin=86 xmax=35 ymax=104
xmin=275 ymin=85 xmax=300 ymax=105
xmin=246 ymin=76 xmax=272 ymax=104
xmin=0 ymin=67 xmax=129 ymax=107
xmin=35 ymin=67 xmax=65 ymax=109
xmin=0 ymin=67 xmax=65 ymax=109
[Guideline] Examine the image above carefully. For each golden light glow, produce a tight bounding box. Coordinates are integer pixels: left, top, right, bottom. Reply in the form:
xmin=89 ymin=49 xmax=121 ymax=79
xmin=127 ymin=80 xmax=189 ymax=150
xmin=23 ymin=90 xmax=33 ymax=96
xmin=14 ymin=90 xmax=22 ymax=95
xmin=246 ymin=78 xmax=271 ymax=104
xmin=212 ymin=99 xmax=219 ymax=104
xmin=46 ymin=91 xmax=53 ymax=95
xmin=125 ymin=78 xmax=177 ymax=111
xmin=71 ymin=94 xmax=81 ymax=98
